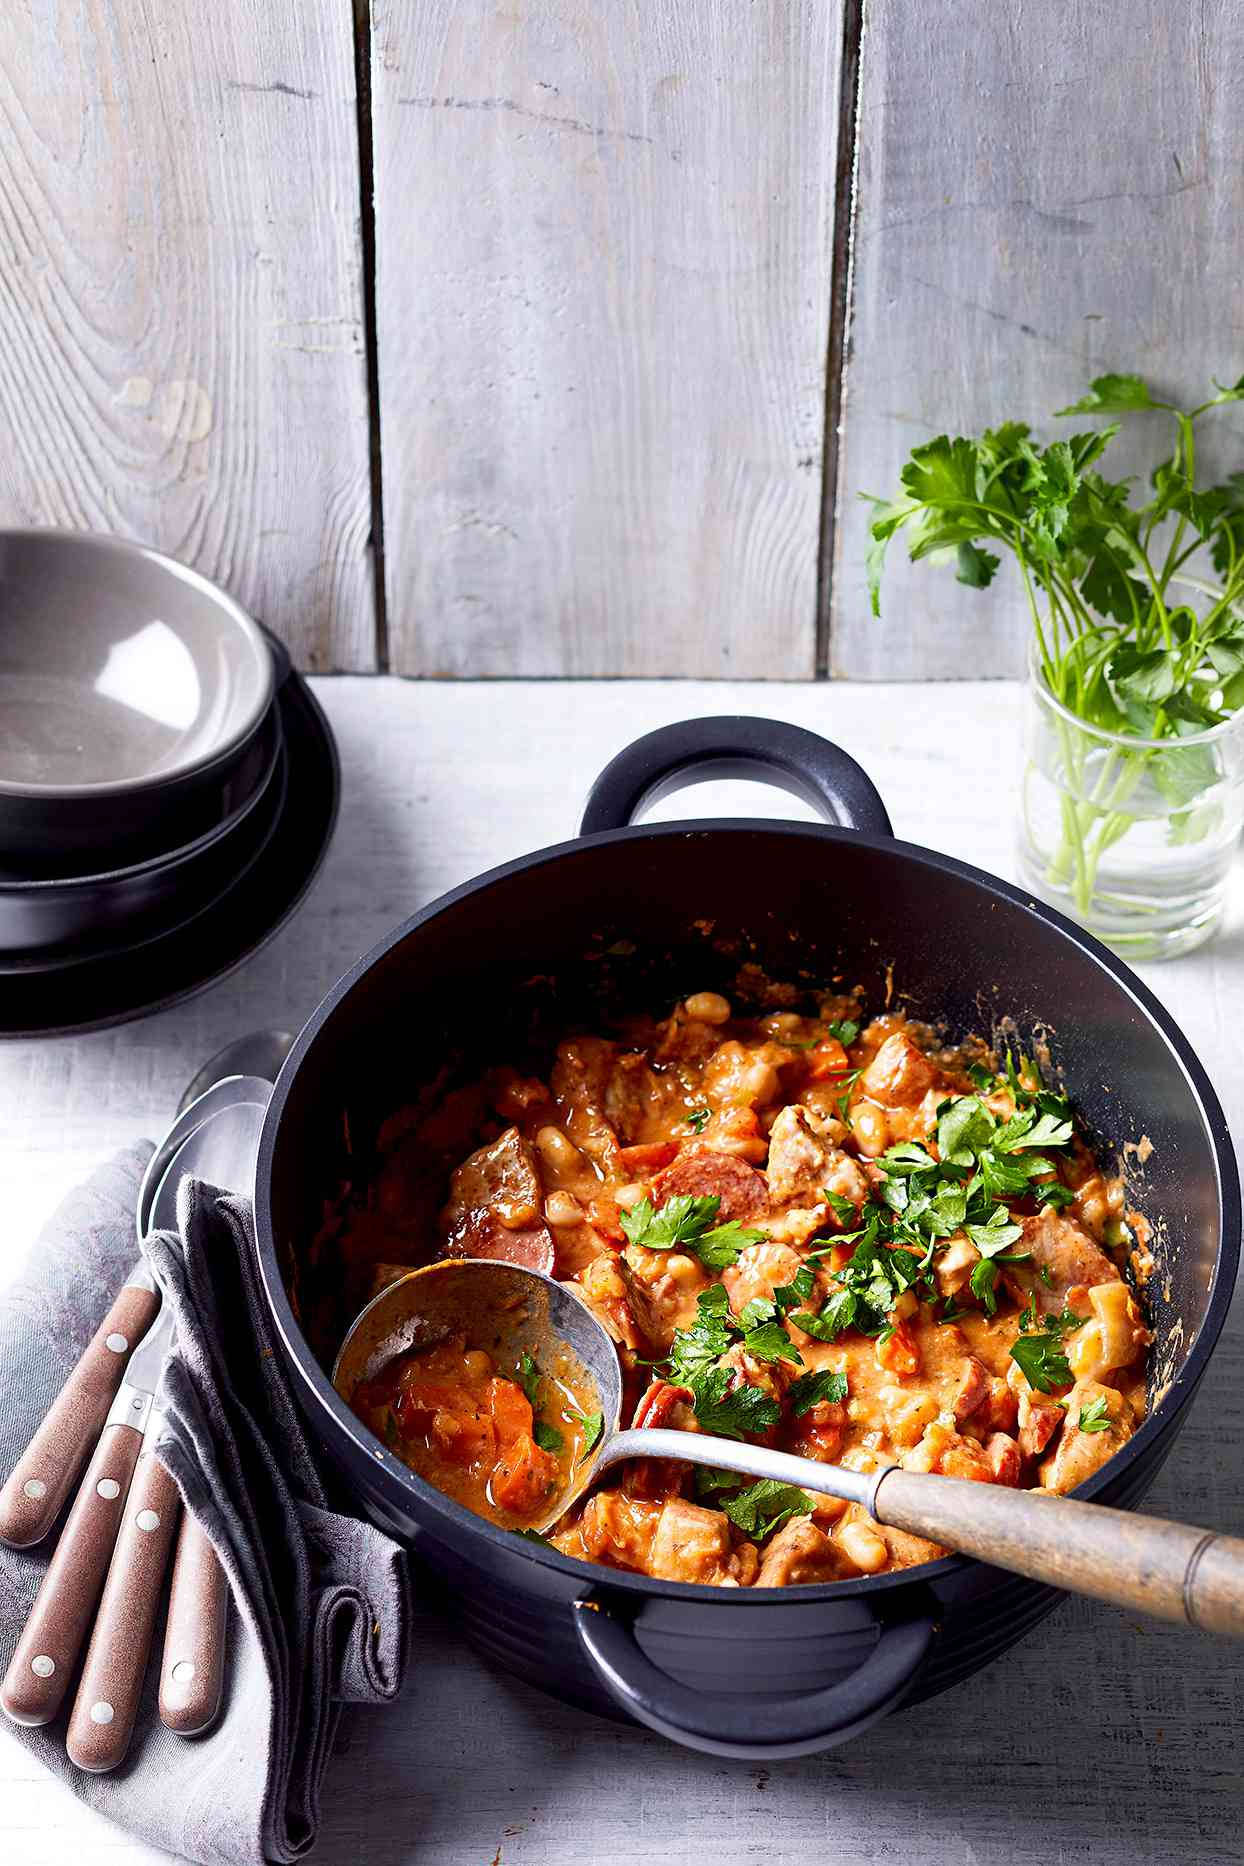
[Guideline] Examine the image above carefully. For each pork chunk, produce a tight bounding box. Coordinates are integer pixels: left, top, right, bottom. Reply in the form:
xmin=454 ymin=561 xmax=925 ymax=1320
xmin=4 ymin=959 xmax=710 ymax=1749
xmin=1039 ymin=1381 xmax=1134 ymax=1493
xmin=1008 ymin=1210 xmax=1119 ymax=1311
xmin=756 ymin=1517 xmax=851 ymax=1586
xmin=859 ymin=1032 xmax=940 ymax=1108
xmin=765 ymin=1104 xmax=869 ymax=1215
xmin=647 ymin=1498 xmax=758 ymax=1586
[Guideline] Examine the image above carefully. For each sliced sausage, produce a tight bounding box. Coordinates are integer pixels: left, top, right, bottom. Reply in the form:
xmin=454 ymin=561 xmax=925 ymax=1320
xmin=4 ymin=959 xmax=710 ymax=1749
xmin=442 ymin=1223 xmax=555 ymax=1276
xmin=623 ymin=1378 xmax=696 ymax=1501
xmin=650 ymin=1148 xmax=770 ymax=1224
xmin=440 ymin=1125 xmax=557 ymax=1273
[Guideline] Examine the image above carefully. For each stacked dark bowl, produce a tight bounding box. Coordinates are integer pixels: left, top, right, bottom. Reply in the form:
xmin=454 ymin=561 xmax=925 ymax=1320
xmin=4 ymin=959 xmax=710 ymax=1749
xmin=0 ymin=531 xmax=284 ymax=976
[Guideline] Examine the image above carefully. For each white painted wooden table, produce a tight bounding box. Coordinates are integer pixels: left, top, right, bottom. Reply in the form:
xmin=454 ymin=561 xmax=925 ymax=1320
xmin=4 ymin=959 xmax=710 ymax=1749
xmin=1 ymin=678 xmax=1241 ymax=1866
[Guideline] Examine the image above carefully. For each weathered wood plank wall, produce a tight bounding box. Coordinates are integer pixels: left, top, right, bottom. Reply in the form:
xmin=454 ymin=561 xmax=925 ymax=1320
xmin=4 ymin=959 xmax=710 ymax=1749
xmin=2 ymin=3 xmax=1240 ymax=677
xmin=830 ymin=0 xmax=1244 ymax=679
xmin=371 ymin=1 xmax=843 ymax=677
xmin=0 ymin=2 xmax=376 ymax=671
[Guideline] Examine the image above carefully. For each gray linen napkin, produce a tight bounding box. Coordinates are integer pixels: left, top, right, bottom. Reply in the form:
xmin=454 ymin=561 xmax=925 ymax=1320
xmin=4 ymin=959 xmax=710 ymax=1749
xmin=0 ymin=1145 xmax=410 ymax=1866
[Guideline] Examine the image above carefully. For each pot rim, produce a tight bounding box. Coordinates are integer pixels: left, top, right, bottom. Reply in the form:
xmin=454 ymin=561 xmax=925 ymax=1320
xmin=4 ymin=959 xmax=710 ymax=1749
xmin=254 ymin=816 xmax=1241 ymax=1606
xmin=0 ymin=527 xmax=275 ymax=801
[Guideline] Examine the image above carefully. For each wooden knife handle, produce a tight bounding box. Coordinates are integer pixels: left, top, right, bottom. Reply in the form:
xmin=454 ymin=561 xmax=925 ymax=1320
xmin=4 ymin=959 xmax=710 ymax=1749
xmin=159 ymin=1510 xmax=228 ymax=1735
xmin=65 ymin=1449 xmax=181 ymax=1772
xmin=873 ymin=1468 xmax=1244 ymax=1636
xmin=0 ymin=1424 xmax=143 ymax=1727
xmin=0 ymin=1282 xmax=159 ymax=1548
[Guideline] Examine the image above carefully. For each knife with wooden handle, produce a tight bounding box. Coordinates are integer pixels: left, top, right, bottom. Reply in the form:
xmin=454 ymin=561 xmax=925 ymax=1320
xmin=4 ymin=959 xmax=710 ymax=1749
xmin=65 ymin=1440 xmax=181 ymax=1772
xmin=0 ymin=1273 xmax=159 ymax=1549
xmin=0 ymin=1410 xmax=146 ymax=1725
xmin=159 ymin=1511 xmax=228 ymax=1734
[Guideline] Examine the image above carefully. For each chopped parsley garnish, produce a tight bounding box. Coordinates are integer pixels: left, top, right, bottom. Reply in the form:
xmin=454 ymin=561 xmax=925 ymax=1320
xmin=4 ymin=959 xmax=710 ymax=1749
xmin=1040 ymin=1304 xmax=1089 ymax=1337
xmin=1077 ymin=1396 xmax=1113 ymax=1434
xmin=512 ymin=1527 xmax=553 ymax=1546
xmin=517 ymin=1352 xmax=542 ymax=1407
xmin=663 ymin=1285 xmax=796 ymax=1435
xmin=686 ymin=1107 xmax=711 ymax=1133
xmin=794 ymin=1222 xmax=923 ymax=1342
xmin=687 ymin=1367 xmax=782 ymax=1440
xmin=667 ymin=1284 xmax=736 ymax=1386
xmin=693 ymin=1471 xmax=813 ymax=1540
xmin=620 ymin=1193 xmax=765 ymax=1270
xmin=823 ymin=1187 xmax=858 ymax=1224
xmin=826 ymin=1018 xmax=860 ymax=1046
xmin=736 ymin=1317 xmax=804 ymax=1365
xmin=571 ymin=1409 xmax=603 ymax=1451
xmin=533 ymin=1421 xmax=564 ymax=1454
xmin=1010 ymin=1332 xmax=1073 ymax=1394
xmin=786 ymin=1368 xmax=848 ymax=1415
xmin=695 ymin=1218 xmax=770 ymax=1270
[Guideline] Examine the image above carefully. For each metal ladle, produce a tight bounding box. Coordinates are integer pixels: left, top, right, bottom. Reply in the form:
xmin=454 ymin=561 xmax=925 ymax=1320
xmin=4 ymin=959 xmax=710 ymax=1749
xmin=334 ymin=1258 xmax=1244 ymax=1637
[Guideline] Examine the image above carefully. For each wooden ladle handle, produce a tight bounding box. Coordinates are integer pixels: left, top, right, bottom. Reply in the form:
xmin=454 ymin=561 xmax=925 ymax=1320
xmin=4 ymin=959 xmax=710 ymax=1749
xmin=873 ymin=1469 xmax=1244 ymax=1636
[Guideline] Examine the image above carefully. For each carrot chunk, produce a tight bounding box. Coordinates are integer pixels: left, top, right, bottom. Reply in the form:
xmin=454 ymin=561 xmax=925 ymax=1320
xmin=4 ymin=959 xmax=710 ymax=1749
xmin=487 ymin=1376 xmax=535 ymax=1446
xmin=492 ymin=1432 xmax=559 ymax=1514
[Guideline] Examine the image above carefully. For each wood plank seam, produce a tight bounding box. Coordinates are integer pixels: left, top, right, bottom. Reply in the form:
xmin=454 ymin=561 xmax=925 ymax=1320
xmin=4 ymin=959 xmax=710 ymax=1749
xmin=353 ymin=0 xmax=390 ymax=673
xmin=815 ymin=0 xmax=866 ymax=680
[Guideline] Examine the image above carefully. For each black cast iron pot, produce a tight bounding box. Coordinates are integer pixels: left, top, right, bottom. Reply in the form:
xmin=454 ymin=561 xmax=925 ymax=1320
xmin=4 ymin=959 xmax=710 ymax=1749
xmin=254 ymin=718 xmax=1240 ymax=1759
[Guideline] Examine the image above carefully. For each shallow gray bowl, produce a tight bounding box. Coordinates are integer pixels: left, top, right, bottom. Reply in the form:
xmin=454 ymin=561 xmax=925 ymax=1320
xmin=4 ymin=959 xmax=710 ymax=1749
xmin=0 ymin=530 xmax=274 ymax=862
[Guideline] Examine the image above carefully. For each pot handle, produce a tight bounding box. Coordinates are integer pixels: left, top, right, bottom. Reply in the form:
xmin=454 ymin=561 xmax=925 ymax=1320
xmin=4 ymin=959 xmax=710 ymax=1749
xmin=572 ymin=1590 xmax=936 ymax=1759
xmin=579 ymin=717 xmax=893 ymax=839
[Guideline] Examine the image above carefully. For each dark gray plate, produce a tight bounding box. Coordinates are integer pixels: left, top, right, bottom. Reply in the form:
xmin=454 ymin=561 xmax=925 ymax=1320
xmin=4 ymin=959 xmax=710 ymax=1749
xmin=0 ymin=671 xmax=338 ymax=1036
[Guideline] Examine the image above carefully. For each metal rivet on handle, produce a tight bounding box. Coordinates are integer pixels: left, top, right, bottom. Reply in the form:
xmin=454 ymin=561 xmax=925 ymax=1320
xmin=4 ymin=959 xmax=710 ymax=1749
xmin=89 ymin=1701 xmax=114 ymax=1725
xmin=136 ymin=1509 xmax=160 ymax=1532
xmin=97 ymin=1479 xmax=121 ymax=1500
xmin=105 ymin=1333 xmax=128 ymax=1353
xmin=171 ymin=1660 xmax=196 ymax=1685
xmin=22 ymin=1479 xmax=46 ymax=1500
xmin=30 ymin=1655 xmax=54 ymax=1678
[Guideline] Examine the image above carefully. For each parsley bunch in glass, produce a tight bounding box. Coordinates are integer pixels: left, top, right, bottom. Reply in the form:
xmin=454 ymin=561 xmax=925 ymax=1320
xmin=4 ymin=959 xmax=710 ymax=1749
xmin=866 ymin=372 xmax=1244 ymax=920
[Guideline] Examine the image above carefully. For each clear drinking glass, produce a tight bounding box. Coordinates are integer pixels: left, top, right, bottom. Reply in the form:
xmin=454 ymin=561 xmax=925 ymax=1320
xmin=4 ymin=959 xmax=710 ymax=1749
xmin=1016 ymin=662 xmax=1244 ymax=960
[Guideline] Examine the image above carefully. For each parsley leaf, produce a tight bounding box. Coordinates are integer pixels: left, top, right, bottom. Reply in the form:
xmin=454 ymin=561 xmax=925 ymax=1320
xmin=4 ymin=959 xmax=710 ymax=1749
xmin=517 ymin=1352 xmax=542 ymax=1407
xmin=965 ymin=1206 xmax=1025 ymax=1256
xmin=787 ymin=1368 xmax=848 ymax=1415
xmin=823 ymin=1187 xmax=857 ymax=1224
xmin=620 ymin=1193 xmax=764 ymax=1270
xmin=621 ymin=1193 xmax=720 ymax=1252
xmin=688 ymin=1367 xmax=782 ymax=1441
xmin=772 ymin=1264 xmax=817 ymax=1312
xmin=826 ymin=1018 xmax=860 ymax=1045
xmin=572 ymin=1409 xmax=603 ymax=1451
xmin=1077 ymin=1396 xmax=1113 ymax=1434
xmin=686 ymin=1107 xmax=711 ymax=1134
xmin=667 ymin=1284 xmax=737 ymax=1387
xmin=710 ymin=1477 xmax=814 ymax=1540
xmin=1010 ymin=1333 xmax=1073 ymax=1394
xmin=533 ymin=1421 xmax=564 ymax=1454
xmin=739 ymin=1319 xmax=804 ymax=1366
xmin=696 ymin=1218 xmax=768 ymax=1270
xmin=937 ymin=1095 xmax=996 ymax=1165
